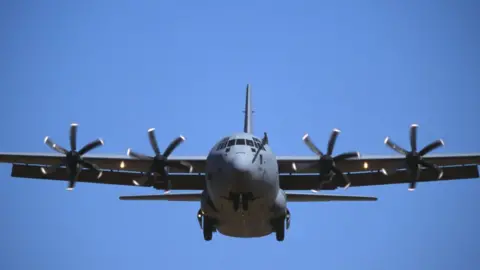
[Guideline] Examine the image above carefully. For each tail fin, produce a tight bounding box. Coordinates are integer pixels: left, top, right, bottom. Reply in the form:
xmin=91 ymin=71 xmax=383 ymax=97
xmin=243 ymin=84 xmax=253 ymax=134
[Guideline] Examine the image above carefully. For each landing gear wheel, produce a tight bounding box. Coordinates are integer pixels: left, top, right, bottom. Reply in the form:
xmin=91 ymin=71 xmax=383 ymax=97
xmin=274 ymin=217 xmax=285 ymax=242
xmin=203 ymin=216 xmax=213 ymax=241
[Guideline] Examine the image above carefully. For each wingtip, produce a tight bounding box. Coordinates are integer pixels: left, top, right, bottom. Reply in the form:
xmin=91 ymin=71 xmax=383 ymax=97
xmin=411 ymin=123 xmax=419 ymax=128
xmin=126 ymin=148 xmax=132 ymax=156
xmin=148 ymin=128 xmax=155 ymax=133
xmin=384 ymin=137 xmax=390 ymax=144
xmin=71 ymin=123 xmax=78 ymax=127
xmin=179 ymin=135 xmax=186 ymax=141
xmin=99 ymin=138 xmax=104 ymax=145
xmin=440 ymin=139 xmax=445 ymax=146
xmin=302 ymin=133 xmax=309 ymax=141
xmin=333 ymin=128 xmax=341 ymax=133
xmin=44 ymin=136 xmax=49 ymax=144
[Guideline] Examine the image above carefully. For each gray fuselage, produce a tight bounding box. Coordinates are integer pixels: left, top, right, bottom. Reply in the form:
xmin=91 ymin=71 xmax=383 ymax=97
xmin=200 ymin=132 xmax=287 ymax=238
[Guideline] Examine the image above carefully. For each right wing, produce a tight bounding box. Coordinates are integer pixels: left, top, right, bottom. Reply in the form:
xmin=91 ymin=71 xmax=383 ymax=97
xmin=0 ymin=152 xmax=207 ymax=173
xmin=119 ymin=193 xmax=202 ymax=201
xmin=1 ymin=152 xmax=207 ymax=190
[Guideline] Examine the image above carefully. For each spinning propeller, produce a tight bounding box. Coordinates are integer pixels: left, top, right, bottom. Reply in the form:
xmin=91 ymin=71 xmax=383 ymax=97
xmin=302 ymin=129 xmax=360 ymax=191
xmin=127 ymin=128 xmax=193 ymax=193
xmin=41 ymin=123 xmax=104 ymax=190
xmin=384 ymin=124 xmax=444 ymax=191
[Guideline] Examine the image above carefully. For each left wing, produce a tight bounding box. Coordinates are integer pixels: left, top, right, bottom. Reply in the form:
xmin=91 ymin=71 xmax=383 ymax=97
xmin=278 ymin=154 xmax=480 ymax=190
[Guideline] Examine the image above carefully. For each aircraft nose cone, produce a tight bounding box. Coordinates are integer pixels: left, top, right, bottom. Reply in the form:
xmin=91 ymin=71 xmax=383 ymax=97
xmin=230 ymin=153 xmax=253 ymax=179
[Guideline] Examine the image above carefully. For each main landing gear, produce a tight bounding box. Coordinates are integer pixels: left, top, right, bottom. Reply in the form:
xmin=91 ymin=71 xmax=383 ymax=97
xmin=271 ymin=209 xmax=290 ymax=242
xmin=197 ymin=209 xmax=216 ymax=241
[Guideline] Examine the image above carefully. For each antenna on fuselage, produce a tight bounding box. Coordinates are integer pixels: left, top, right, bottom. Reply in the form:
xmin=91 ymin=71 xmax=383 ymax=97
xmin=243 ymin=84 xmax=253 ymax=134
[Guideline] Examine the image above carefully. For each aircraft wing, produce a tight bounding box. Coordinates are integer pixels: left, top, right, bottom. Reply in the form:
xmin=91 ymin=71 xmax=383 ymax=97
xmin=0 ymin=152 xmax=206 ymax=173
xmin=0 ymin=152 xmax=207 ymax=190
xmin=278 ymin=153 xmax=480 ymax=190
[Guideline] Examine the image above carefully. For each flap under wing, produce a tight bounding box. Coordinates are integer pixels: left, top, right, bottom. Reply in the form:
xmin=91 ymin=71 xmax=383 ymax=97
xmin=280 ymin=165 xmax=479 ymax=190
xmin=286 ymin=193 xmax=377 ymax=202
xmin=0 ymin=152 xmax=207 ymax=173
xmin=10 ymin=164 xmax=206 ymax=190
xmin=119 ymin=193 xmax=201 ymax=201
xmin=277 ymin=154 xmax=480 ymax=174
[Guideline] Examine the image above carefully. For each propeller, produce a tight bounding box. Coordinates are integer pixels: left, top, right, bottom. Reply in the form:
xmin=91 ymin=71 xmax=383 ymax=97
xmin=41 ymin=123 xmax=104 ymax=190
xmin=302 ymin=129 xmax=360 ymax=192
xmin=127 ymin=128 xmax=193 ymax=193
xmin=384 ymin=124 xmax=444 ymax=191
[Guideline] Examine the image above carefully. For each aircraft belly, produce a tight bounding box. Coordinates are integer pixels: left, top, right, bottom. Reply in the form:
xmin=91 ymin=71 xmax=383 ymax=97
xmin=214 ymin=198 xmax=274 ymax=238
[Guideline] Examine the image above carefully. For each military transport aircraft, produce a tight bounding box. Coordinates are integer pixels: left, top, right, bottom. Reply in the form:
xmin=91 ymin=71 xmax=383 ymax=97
xmin=1 ymin=85 xmax=479 ymax=242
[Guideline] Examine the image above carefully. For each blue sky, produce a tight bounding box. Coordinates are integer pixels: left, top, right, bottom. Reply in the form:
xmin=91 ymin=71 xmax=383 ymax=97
xmin=1 ymin=0 xmax=479 ymax=269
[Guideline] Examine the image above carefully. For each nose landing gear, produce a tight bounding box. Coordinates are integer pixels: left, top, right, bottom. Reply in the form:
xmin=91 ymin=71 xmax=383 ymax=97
xmin=224 ymin=192 xmax=255 ymax=212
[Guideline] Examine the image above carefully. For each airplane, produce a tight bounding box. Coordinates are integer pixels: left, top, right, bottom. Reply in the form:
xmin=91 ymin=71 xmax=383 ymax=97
xmin=1 ymin=84 xmax=479 ymax=242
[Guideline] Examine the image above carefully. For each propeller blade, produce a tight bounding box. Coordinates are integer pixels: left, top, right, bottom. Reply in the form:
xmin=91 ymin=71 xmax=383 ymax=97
xmin=327 ymin=129 xmax=340 ymax=156
xmin=44 ymin=137 xmax=68 ymax=154
xmin=384 ymin=137 xmax=408 ymax=155
xmin=78 ymin=138 xmax=104 ymax=155
xmin=80 ymin=160 xmax=103 ymax=179
xmin=40 ymin=163 xmax=62 ymax=175
xmin=127 ymin=148 xmax=153 ymax=160
xmin=180 ymin=161 xmax=194 ymax=173
xmin=66 ymin=169 xmax=81 ymax=191
xmin=132 ymin=174 xmax=150 ymax=186
xmin=333 ymin=151 xmax=360 ymax=162
xmin=70 ymin=123 xmax=78 ymax=151
xmin=332 ymin=166 xmax=351 ymax=189
xmin=419 ymin=160 xmax=444 ymax=179
xmin=302 ymin=134 xmax=323 ymax=156
xmin=410 ymin=124 xmax=418 ymax=152
xmin=147 ymin=128 xmax=161 ymax=155
xmin=163 ymin=135 xmax=186 ymax=157
xmin=408 ymin=182 xmax=416 ymax=191
xmin=418 ymin=139 xmax=444 ymax=156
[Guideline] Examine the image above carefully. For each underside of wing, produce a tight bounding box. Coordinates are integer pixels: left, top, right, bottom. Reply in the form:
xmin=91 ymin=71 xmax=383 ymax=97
xmin=10 ymin=164 xmax=206 ymax=190
xmin=277 ymin=154 xmax=480 ymax=174
xmin=0 ymin=152 xmax=207 ymax=173
xmin=280 ymin=165 xmax=479 ymax=190
xmin=286 ymin=193 xmax=377 ymax=202
xmin=119 ymin=193 xmax=202 ymax=201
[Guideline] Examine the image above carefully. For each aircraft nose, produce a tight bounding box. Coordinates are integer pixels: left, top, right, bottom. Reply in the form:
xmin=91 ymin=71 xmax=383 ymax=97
xmin=229 ymin=153 xmax=253 ymax=180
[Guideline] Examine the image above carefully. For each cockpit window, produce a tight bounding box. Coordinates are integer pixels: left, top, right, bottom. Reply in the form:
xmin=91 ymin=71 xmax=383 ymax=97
xmin=246 ymin=139 xmax=254 ymax=146
xmin=216 ymin=137 xmax=229 ymax=150
xmin=227 ymin=139 xmax=235 ymax=147
xmin=236 ymin=139 xmax=246 ymax=145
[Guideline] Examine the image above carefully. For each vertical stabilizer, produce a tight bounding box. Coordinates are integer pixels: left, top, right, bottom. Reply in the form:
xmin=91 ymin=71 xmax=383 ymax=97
xmin=243 ymin=84 xmax=253 ymax=134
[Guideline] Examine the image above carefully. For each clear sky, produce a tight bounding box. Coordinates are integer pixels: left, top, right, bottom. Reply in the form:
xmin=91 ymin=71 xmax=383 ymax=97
xmin=1 ymin=0 xmax=479 ymax=269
